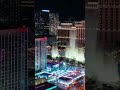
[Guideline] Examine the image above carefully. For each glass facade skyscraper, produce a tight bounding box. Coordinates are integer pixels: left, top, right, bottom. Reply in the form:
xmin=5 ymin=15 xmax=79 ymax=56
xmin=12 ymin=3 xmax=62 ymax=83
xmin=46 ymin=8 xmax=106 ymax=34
xmin=35 ymin=37 xmax=47 ymax=72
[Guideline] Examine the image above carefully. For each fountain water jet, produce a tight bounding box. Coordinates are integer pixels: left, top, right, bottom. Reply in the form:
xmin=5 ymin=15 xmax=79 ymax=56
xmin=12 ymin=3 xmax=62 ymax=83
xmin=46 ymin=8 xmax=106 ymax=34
xmin=51 ymin=45 xmax=59 ymax=58
xmin=51 ymin=30 xmax=85 ymax=63
xmin=65 ymin=30 xmax=85 ymax=63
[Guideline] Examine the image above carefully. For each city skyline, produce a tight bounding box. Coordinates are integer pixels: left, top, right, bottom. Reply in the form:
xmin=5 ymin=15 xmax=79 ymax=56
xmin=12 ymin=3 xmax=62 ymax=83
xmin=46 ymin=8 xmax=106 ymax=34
xmin=36 ymin=0 xmax=85 ymax=21
xmin=34 ymin=0 xmax=85 ymax=88
xmin=1 ymin=0 xmax=120 ymax=90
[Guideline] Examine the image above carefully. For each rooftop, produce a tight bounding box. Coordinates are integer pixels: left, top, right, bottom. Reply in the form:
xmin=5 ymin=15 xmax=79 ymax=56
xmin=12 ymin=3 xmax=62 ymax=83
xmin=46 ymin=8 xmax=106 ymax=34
xmin=59 ymin=77 xmax=72 ymax=82
xmin=35 ymin=82 xmax=56 ymax=90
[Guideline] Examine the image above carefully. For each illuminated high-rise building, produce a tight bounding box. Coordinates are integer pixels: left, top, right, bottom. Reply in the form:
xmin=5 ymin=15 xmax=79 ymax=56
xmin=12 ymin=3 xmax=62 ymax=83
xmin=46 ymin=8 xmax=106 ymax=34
xmin=20 ymin=0 xmax=34 ymax=27
xmin=86 ymin=0 xmax=120 ymax=84
xmin=0 ymin=0 xmax=34 ymax=26
xmin=0 ymin=0 xmax=34 ymax=29
xmin=98 ymin=0 xmax=120 ymax=82
xmin=75 ymin=21 xmax=85 ymax=47
xmin=0 ymin=0 xmax=20 ymax=28
xmin=20 ymin=0 xmax=34 ymax=7
xmin=57 ymin=22 xmax=76 ymax=46
xmin=35 ymin=10 xmax=58 ymax=44
xmin=0 ymin=26 xmax=28 ymax=90
xmin=35 ymin=10 xmax=49 ymax=36
xmin=35 ymin=37 xmax=47 ymax=72
xmin=57 ymin=21 xmax=85 ymax=47
xmin=49 ymin=13 xmax=59 ymax=35
xmin=35 ymin=10 xmax=60 ymax=36
xmin=97 ymin=0 xmax=120 ymax=48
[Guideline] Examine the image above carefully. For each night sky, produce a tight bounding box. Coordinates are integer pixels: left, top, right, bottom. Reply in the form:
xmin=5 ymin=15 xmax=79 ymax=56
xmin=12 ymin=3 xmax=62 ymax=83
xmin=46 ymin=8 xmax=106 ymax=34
xmin=37 ymin=0 xmax=85 ymax=21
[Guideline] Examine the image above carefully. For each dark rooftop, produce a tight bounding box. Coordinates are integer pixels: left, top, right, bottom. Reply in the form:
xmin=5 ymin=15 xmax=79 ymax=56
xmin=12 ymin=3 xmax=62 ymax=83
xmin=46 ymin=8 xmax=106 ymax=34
xmin=59 ymin=77 xmax=72 ymax=81
xmin=40 ymin=73 xmax=51 ymax=76
xmin=35 ymin=82 xmax=56 ymax=90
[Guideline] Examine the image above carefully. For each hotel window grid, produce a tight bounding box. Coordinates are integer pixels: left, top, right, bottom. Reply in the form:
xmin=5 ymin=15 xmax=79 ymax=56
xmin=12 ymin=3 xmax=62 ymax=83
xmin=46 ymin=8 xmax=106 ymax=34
xmin=0 ymin=27 xmax=28 ymax=90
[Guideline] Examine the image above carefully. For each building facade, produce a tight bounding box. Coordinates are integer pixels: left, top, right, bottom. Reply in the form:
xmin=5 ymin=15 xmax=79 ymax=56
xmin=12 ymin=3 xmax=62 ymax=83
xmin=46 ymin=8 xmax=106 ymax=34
xmin=35 ymin=11 xmax=49 ymax=36
xmin=98 ymin=0 xmax=120 ymax=83
xmin=0 ymin=0 xmax=20 ymax=28
xmin=20 ymin=0 xmax=34 ymax=7
xmin=35 ymin=11 xmax=58 ymax=44
xmin=28 ymin=47 xmax=35 ymax=69
xmin=57 ymin=21 xmax=85 ymax=47
xmin=75 ymin=21 xmax=85 ymax=47
xmin=98 ymin=0 xmax=120 ymax=49
xmin=35 ymin=37 xmax=47 ymax=72
xmin=0 ymin=26 xmax=28 ymax=90
xmin=86 ymin=0 xmax=120 ymax=84
xmin=49 ymin=13 xmax=59 ymax=35
xmin=0 ymin=0 xmax=34 ymax=29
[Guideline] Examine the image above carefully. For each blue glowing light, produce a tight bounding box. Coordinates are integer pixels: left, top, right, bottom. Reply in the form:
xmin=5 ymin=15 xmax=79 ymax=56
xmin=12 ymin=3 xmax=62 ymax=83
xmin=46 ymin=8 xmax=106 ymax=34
xmin=63 ymin=62 xmax=66 ymax=66
xmin=42 ymin=10 xmax=50 ymax=13
xmin=46 ymin=86 xmax=56 ymax=90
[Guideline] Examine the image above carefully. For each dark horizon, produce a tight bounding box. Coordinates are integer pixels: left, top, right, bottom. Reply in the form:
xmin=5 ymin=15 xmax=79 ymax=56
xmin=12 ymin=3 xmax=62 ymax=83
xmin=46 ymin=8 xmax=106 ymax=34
xmin=36 ymin=0 xmax=85 ymax=21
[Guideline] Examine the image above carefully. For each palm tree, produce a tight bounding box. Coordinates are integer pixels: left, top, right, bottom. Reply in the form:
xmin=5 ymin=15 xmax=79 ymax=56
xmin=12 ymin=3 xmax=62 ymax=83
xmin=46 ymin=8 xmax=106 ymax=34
xmin=47 ymin=55 xmax=52 ymax=60
xmin=53 ymin=57 xmax=59 ymax=62
xmin=56 ymin=57 xmax=59 ymax=60
xmin=69 ymin=60 xmax=72 ymax=66
xmin=70 ymin=59 xmax=75 ymax=66
xmin=59 ymin=57 xmax=63 ymax=62
xmin=77 ymin=61 xmax=81 ymax=66
xmin=65 ymin=58 xmax=70 ymax=64
xmin=72 ymin=59 xmax=76 ymax=66
xmin=82 ymin=62 xmax=85 ymax=66
xmin=52 ymin=58 xmax=56 ymax=63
